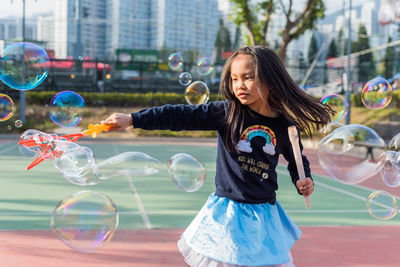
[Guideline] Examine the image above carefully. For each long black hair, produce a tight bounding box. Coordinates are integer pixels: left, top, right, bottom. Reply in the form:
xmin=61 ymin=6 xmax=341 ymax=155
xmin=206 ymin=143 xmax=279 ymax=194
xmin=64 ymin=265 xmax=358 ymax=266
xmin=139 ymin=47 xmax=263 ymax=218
xmin=219 ymin=46 xmax=334 ymax=152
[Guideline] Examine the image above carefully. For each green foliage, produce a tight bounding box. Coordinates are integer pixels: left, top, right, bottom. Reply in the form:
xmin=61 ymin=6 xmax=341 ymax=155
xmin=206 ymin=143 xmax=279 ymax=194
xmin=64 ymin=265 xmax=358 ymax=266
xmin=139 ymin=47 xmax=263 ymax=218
xmin=327 ymin=39 xmax=338 ymax=58
xmin=25 ymin=91 xmax=224 ymax=107
xmin=308 ymin=33 xmax=318 ymax=64
xmin=352 ymin=24 xmax=376 ymax=82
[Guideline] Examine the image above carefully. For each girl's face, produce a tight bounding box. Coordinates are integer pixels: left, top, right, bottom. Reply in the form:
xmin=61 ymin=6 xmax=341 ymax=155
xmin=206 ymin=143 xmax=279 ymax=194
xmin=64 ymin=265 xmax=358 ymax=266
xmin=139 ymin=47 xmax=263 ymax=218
xmin=230 ymin=54 xmax=268 ymax=114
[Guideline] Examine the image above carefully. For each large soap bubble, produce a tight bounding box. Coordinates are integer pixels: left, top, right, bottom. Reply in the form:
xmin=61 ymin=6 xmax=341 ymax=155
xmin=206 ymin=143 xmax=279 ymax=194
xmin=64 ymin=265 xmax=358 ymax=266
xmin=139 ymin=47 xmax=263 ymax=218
xmin=318 ymin=124 xmax=386 ymax=184
xmin=49 ymin=91 xmax=85 ymax=127
xmin=0 ymin=42 xmax=49 ymax=90
xmin=95 ymin=151 xmax=161 ymax=180
xmin=168 ymin=153 xmax=206 ymax=192
xmin=51 ymin=190 xmax=118 ymax=253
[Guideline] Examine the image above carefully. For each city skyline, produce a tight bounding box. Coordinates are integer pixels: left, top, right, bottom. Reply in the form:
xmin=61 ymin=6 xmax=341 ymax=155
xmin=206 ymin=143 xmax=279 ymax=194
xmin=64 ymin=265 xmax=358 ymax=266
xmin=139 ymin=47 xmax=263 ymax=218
xmin=0 ymin=0 xmax=371 ymax=19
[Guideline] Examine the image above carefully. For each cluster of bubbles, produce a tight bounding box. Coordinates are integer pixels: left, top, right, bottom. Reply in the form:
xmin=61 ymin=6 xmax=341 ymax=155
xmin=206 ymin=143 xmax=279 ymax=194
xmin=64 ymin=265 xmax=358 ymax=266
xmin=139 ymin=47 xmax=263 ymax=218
xmin=167 ymin=52 xmax=213 ymax=106
xmin=318 ymin=76 xmax=400 ymax=220
xmin=19 ymin=129 xmax=207 ymax=252
xmin=0 ymin=42 xmax=85 ymax=131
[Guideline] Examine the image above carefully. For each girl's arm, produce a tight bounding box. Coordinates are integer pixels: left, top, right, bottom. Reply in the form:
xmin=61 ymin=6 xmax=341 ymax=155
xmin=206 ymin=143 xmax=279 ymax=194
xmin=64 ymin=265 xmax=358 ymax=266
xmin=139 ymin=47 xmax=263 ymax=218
xmin=102 ymin=101 xmax=226 ymax=132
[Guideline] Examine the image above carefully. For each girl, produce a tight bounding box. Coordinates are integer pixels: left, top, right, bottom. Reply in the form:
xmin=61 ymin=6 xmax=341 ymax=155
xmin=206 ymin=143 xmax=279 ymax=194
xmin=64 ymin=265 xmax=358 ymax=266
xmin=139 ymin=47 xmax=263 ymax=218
xmin=102 ymin=46 xmax=333 ymax=266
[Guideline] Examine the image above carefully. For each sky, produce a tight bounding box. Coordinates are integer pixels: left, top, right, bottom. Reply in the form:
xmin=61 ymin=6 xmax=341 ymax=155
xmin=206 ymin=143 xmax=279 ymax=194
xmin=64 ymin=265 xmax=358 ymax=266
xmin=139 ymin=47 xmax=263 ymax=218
xmin=0 ymin=0 xmax=372 ymax=18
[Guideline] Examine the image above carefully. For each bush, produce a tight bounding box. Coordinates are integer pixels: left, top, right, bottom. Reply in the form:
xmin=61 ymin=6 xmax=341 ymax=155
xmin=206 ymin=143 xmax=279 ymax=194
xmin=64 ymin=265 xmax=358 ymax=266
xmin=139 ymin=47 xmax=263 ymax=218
xmin=26 ymin=91 xmax=224 ymax=107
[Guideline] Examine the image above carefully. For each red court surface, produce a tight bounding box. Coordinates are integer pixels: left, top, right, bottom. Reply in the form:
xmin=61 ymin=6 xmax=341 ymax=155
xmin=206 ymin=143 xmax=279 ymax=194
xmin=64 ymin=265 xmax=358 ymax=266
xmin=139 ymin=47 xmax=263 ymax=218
xmin=1 ymin=226 xmax=400 ymax=266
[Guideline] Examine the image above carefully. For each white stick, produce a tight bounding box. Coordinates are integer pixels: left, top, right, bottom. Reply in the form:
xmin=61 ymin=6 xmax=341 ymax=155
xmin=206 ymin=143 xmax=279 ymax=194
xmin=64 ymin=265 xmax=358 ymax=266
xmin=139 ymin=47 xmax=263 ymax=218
xmin=288 ymin=126 xmax=311 ymax=209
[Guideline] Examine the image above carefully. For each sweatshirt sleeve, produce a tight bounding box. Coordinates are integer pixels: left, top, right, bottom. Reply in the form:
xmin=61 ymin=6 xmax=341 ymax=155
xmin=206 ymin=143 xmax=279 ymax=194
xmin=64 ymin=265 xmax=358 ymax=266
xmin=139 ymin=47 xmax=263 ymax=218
xmin=131 ymin=101 xmax=225 ymax=131
xmin=282 ymin=126 xmax=313 ymax=195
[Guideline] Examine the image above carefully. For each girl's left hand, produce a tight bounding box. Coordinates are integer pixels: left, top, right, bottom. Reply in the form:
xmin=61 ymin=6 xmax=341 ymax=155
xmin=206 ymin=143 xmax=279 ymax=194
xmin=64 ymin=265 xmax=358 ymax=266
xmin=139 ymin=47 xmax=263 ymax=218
xmin=296 ymin=177 xmax=314 ymax=196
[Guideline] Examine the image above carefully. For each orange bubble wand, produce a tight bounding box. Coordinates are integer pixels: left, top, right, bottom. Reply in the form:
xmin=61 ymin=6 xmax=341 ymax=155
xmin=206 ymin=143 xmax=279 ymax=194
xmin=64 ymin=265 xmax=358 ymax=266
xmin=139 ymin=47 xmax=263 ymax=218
xmin=20 ymin=123 xmax=112 ymax=170
xmin=288 ymin=125 xmax=311 ymax=209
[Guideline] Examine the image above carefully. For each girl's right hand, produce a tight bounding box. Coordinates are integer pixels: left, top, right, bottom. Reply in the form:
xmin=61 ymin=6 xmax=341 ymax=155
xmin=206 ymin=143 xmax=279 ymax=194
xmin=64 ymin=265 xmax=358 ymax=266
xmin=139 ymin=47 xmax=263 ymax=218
xmin=101 ymin=113 xmax=133 ymax=131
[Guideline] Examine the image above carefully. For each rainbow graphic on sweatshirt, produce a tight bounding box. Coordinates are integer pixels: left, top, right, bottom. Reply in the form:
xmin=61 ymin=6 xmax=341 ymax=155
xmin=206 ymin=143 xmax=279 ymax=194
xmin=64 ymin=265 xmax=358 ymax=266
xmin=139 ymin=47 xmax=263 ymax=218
xmin=235 ymin=125 xmax=276 ymax=155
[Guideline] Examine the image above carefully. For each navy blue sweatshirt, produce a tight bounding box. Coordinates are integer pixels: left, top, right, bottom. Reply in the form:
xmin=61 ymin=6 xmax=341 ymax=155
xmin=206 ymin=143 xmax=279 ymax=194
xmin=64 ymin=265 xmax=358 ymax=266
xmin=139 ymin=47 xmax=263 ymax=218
xmin=131 ymin=100 xmax=311 ymax=204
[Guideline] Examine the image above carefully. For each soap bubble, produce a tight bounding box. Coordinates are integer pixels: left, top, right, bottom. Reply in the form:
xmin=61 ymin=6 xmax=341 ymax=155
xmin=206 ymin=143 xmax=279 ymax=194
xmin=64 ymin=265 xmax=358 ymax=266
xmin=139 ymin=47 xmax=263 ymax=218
xmin=51 ymin=190 xmax=119 ymax=253
xmin=179 ymin=72 xmax=192 ymax=86
xmin=18 ymin=129 xmax=55 ymax=158
xmin=95 ymin=152 xmax=161 ymax=180
xmin=0 ymin=94 xmax=15 ymax=121
xmin=366 ymin=190 xmax=397 ymax=220
xmin=0 ymin=42 xmax=49 ymax=90
xmin=168 ymin=153 xmax=206 ymax=192
xmin=319 ymin=122 xmax=344 ymax=139
xmin=196 ymin=57 xmax=214 ymax=76
xmin=320 ymin=94 xmax=349 ymax=122
xmin=380 ymin=151 xmax=400 ymax=188
xmin=15 ymin=119 xmax=23 ymax=128
xmin=318 ymin=124 xmax=385 ymax=184
xmin=49 ymin=91 xmax=85 ymax=127
xmin=361 ymin=77 xmax=392 ymax=110
xmin=168 ymin=53 xmax=183 ymax=71
xmin=388 ymin=133 xmax=400 ymax=152
xmin=184 ymin=81 xmax=210 ymax=105
xmin=53 ymin=144 xmax=98 ymax=186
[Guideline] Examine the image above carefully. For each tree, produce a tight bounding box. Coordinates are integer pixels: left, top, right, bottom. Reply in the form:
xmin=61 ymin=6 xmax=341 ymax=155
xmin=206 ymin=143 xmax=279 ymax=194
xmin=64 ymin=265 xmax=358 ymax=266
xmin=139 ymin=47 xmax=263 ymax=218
xmin=337 ymin=28 xmax=344 ymax=56
xmin=382 ymin=36 xmax=395 ymax=78
xmin=327 ymin=39 xmax=338 ymax=58
xmin=230 ymin=0 xmax=325 ymax=62
xmin=232 ymin=26 xmax=242 ymax=50
xmin=308 ymin=33 xmax=318 ymax=64
xmin=215 ymin=19 xmax=232 ymax=63
xmin=352 ymin=24 xmax=375 ymax=82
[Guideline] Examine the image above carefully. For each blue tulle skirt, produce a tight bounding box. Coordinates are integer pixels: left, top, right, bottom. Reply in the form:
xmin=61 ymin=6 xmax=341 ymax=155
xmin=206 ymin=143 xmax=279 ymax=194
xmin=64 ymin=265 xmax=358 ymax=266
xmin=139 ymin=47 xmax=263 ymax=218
xmin=178 ymin=193 xmax=301 ymax=266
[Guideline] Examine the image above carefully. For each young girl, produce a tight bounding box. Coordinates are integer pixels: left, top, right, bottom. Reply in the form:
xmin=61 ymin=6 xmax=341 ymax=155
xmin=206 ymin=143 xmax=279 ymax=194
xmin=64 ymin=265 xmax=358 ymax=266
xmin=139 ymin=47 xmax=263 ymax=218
xmin=102 ymin=46 xmax=332 ymax=266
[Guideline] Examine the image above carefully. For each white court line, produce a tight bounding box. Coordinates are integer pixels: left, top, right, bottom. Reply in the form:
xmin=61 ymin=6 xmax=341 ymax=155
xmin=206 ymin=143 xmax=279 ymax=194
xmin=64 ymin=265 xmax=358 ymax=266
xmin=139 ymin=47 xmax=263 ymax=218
xmin=0 ymin=143 xmax=18 ymax=155
xmin=111 ymin=141 xmax=152 ymax=229
xmin=276 ymin=168 xmax=373 ymax=202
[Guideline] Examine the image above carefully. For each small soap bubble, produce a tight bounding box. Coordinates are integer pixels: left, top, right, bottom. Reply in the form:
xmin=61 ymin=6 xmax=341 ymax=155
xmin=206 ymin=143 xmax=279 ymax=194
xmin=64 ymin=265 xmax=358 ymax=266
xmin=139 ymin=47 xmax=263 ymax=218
xmin=184 ymin=81 xmax=210 ymax=105
xmin=0 ymin=94 xmax=15 ymax=122
xmin=168 ymin=153 xmax=206 ymax=192
xmin=320 ymin=94 xmax=349 ymax=122
xmin=15 ymin=120 xmax=23 ymax=128
xmin=179 ymin=72 xmax=192 ymax=86
xmin=366 ymin=190 xmax=397 ymax=220
xmin=49 ymin=91 xmax=85 ymax=127
xmin=361 ymin=77 xmax=392 ymax=110
xmin=196 ymin=57 xmax=214 ymax=76
xmin=0 ymin=42 xmax=49 ymax=90
xmin=51 ymin=190 xmax=119 ymax=253
xmin=168 ymin=53 xmax=183 ymax=71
